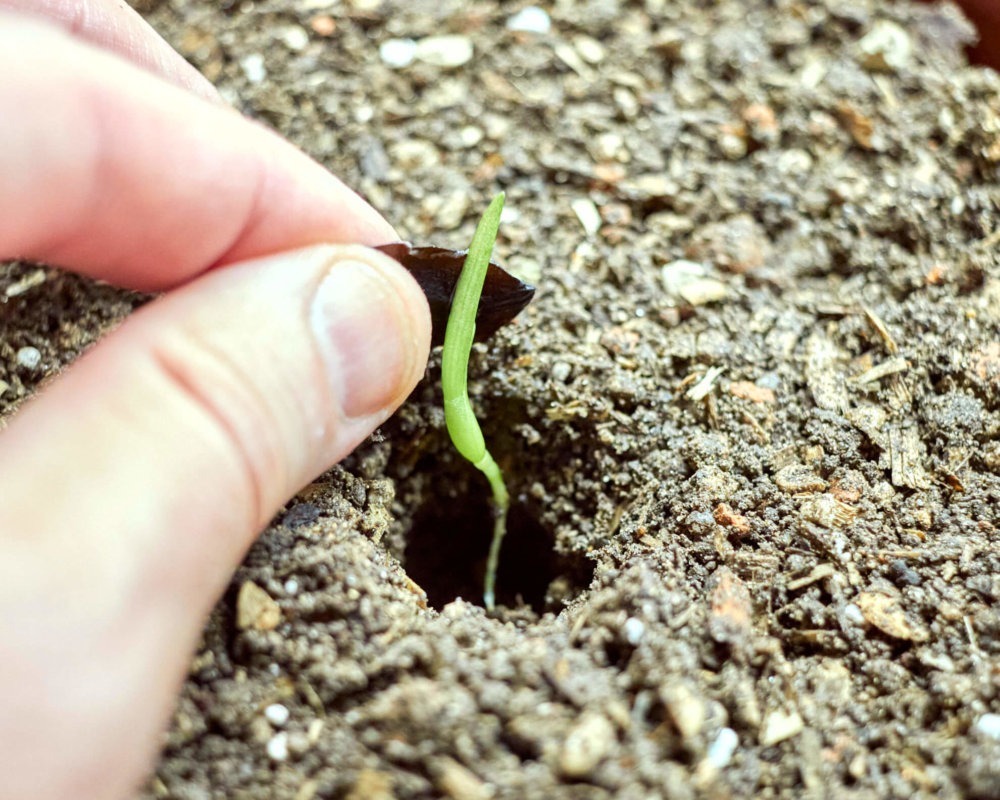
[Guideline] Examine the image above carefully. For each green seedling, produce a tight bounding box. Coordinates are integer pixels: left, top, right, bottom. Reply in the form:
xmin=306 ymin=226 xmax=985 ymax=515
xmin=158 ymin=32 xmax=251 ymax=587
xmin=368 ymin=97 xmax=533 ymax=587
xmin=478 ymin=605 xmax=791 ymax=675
xmin=441 ymin=192 xmax=510 ymax=611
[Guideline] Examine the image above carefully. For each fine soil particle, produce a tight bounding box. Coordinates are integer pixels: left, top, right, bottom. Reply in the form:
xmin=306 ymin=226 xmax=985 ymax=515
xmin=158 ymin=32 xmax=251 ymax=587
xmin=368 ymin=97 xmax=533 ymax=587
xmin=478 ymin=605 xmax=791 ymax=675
xmin=4 ymin=0 xmax=1000 ymax=798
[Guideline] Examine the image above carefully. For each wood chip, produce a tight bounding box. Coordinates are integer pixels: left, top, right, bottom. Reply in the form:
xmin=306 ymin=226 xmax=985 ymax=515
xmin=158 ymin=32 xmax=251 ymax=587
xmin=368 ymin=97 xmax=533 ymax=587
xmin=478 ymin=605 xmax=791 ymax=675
xmin=799 ymin=494 xmax=858 ymax=529
xmin=729 ymin=380 xmax=776 ymax=404
xmin=836 ymin=102 xmax=874 ymax=149
xmin=855 ymin=591 xmax=929 ymax=642
xmin=714 ymin=503 xmax=751 ymax=535
xmin=786 ymin=563 xmax=836 ymax=591
xmin=888 ymin=426 xmax=930 ymax=489
xmin=862 ymin=306 xmax=899 ymax=354
xmin=854 ymin=356 xmax=909 ymax=385
xmin=707 ymin=566 xmax=752 ymax=646
xmin=805 ymin=331 xmax=850 ymax=412
xmin=774 ymin=464 xmax=828 ymax=494
xmin=686 ymin=366 xmax=726 ymax=401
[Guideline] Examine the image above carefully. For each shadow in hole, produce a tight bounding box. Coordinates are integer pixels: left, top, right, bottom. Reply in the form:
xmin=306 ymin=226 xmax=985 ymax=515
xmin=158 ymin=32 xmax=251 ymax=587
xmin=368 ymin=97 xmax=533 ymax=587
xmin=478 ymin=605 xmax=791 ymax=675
xmin=404 ymin=495 xmax=593 ymax=613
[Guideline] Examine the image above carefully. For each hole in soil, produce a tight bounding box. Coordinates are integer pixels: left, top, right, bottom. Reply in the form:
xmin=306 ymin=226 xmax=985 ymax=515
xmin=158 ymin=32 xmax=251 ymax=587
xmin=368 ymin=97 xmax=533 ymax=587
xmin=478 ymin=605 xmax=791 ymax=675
xmin=404 ymin=495 xmax=594 ymax=613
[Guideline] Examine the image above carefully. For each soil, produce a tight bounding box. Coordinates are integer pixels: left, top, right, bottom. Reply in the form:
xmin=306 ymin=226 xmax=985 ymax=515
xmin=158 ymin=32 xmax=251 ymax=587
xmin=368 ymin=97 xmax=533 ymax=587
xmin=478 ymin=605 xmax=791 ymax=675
xmin=3 ymin=0 xmax=1000 ymax=797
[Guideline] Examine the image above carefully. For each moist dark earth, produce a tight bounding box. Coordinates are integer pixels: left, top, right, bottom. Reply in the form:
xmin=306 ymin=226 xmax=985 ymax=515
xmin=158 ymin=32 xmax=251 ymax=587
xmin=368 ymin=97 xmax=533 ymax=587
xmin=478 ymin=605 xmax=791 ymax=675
xmin=2 ymin=0 xmax=1000 ymax=797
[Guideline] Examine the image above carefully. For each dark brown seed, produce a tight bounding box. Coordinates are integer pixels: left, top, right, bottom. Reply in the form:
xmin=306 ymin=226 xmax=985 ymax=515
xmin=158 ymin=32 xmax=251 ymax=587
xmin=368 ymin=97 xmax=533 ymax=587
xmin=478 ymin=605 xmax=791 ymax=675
xmin=375 ymin=242 xmax=535 ymax=347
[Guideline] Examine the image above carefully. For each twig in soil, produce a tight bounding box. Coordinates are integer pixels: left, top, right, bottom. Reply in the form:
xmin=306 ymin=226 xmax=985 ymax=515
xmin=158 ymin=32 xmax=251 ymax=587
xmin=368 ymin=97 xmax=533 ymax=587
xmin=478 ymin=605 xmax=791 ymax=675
xmin=441 ymin=192 xmax=510 ymax=611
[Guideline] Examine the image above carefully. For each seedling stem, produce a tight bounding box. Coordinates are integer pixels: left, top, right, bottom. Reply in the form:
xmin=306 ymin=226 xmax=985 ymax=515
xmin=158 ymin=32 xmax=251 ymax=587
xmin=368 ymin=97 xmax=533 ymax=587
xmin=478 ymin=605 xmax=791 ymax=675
xmin=441 ymin=192 xmax=510 ymax=610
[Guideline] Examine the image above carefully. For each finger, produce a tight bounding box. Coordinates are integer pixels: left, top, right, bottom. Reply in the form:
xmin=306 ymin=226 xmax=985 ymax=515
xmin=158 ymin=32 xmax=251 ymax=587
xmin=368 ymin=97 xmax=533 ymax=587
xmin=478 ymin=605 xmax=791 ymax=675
xmin=0 ymin=244 xmax=431 ymax=800
xmin=955 ymin=0 xmax=1000 ymax=68
xmin=915 ymin=0 xmax=1000 ymax=68
xmin=0 ymin=14 xmax=395 ymax=292
xmin=0 ymin=0 xmax=220 ymax=101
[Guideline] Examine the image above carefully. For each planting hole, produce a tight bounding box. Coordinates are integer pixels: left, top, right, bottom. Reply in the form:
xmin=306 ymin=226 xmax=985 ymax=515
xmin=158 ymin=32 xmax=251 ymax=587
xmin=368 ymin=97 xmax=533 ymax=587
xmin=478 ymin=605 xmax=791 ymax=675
xmin=404 ymin=496 xmax=594 ymax=613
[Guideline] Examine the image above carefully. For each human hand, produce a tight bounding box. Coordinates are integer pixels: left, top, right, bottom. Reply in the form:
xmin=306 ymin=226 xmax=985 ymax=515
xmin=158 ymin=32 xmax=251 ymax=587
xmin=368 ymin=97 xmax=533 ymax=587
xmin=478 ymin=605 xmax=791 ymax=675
xmin=917 ymin=0 xmax=1000 ymax=68
xmin=952 ymin=0 xmax=1000 ymax=68
xmin=0 ymin=4 xmax=430 ymax=799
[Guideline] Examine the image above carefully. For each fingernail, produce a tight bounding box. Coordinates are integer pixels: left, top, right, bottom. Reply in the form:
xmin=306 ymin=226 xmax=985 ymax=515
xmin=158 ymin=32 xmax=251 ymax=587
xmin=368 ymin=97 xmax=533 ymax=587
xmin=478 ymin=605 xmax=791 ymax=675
xmin=312 ymin=258 xmax=419 ymax=419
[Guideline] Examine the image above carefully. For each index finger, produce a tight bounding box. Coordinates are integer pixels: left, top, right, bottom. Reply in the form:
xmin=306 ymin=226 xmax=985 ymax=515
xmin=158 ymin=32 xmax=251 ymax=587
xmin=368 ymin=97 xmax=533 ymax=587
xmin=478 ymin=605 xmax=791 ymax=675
xmin=0 ymin=14 xmax=395 ymax=291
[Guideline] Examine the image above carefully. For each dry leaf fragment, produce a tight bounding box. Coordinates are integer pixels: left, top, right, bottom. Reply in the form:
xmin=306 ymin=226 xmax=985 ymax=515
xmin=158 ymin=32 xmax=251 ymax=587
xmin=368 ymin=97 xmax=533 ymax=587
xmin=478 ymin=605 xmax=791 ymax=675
xmin=714 ymin=503 xmax=751 ymax=535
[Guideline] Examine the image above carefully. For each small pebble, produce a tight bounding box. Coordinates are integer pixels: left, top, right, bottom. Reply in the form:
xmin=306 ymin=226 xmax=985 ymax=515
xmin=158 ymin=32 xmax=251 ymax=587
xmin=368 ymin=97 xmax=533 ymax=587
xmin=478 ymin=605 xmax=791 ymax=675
xmin=915 ymin=648 xmax=954 ymax=673
xmin=552 ymin=362 xmax=572 ymax=383
xmin=620 ymin=174 xmax=678 ymax=200
xmin=662 ymin=684 xmax=706 ymax=739
xmin=571 ymin=198 xmax=602 ymax=237
xmin=574 ymin=35 xmax=605 ymax=64
xmin=379 ymin=38 xmax=417 ymax=69
xmin=283 ymin=578 xmax=299 ymax=595
xmin=506 ymin=6 xmax=551 ymax=34
xmin=240 ymin=53 xmax=266 ymax=84
xmin=858 ymin=20 xmax=912 ymax=72
xmin=434 ymin=757 xmax=490 ymax=800
xmin=459 ymin=125 xmax=484 ymax=147
xmin=890 ymin=559 xmax=922 ymax=586
xmin=5 ymin=269 xmax=46 ymax=298
xmin=623 ymin=617 xmax=645 ymax=645
xmin=844 ymin=603 xmax=865 ymax=625
xmin=593 ymin=131 xmax=625 ymax=161
xmin=506 ymin=256 xmax=541 ymax=286
xmin=266 ymin=732 xmax=289 ymax=761
xmin=16 ymin=346 xmax=41 ymax=369
xmin=309 ymin=15 xmax=336 ymax=37
xmin=279 ymin=25 xmax=310 ymax=52
xmin=415 ymin=35 xmax=473 ymax=68
xmin=390 ymin=139 xmax=439 ymax=170
xmin=427 ymin=191 xmax=469 ymax=229
xmin=706 ymin=727 xmax=739 ymax=768
xmin=500 ymin=206 xmax=521 ymax=224
xmin=560 ymin=712 xmax=616 ymax=778
xmin=265 ymin=703 xmax=290 ymax=727
xmin=661 ymin=260 xmax=728 ymax=306
xmin=236 ymin=581 xmax=282 ymax=631
xmin=759 ymin=710 xmax=804 ymax=747
xmin=613 ymin=87 xmax=638 ymax=118
xmin=974 ymin=713 xmax=1000 ymax=741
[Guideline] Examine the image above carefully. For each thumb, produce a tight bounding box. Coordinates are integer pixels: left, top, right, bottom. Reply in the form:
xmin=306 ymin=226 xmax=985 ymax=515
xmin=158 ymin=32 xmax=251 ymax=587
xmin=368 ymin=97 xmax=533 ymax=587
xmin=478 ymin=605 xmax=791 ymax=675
xmin=0 ymin=244 xmax=430 ymax=800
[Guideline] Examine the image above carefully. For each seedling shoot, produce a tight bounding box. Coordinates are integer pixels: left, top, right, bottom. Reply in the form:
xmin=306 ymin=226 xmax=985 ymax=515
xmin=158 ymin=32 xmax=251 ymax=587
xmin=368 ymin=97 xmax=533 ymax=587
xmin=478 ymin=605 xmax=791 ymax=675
xmin=441 ymin=192 xmax=510 ymax=610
